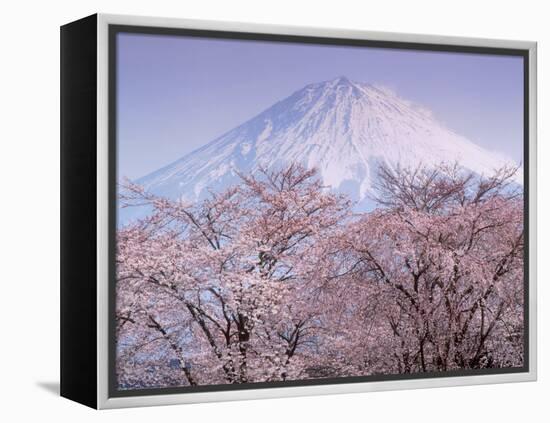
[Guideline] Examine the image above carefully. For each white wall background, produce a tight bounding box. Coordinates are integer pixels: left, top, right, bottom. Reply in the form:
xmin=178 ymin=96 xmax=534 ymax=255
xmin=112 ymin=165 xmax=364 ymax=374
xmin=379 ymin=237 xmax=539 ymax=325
xmin=1 ymin=0 xmax=547 ymax=421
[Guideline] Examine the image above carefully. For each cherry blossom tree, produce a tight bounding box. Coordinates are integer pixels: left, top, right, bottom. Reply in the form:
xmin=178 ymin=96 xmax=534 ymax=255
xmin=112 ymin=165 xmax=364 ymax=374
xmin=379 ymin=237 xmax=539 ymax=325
xmin=332 ymin=163 xmax=524 ymax=374
xmin=116 ymin=165 xmax=350 ymax=387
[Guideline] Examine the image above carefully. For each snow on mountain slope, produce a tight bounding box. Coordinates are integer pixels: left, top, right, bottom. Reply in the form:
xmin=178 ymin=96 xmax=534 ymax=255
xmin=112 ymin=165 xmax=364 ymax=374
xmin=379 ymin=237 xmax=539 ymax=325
xmin=121 ymin=76 xmax=521 ymax=222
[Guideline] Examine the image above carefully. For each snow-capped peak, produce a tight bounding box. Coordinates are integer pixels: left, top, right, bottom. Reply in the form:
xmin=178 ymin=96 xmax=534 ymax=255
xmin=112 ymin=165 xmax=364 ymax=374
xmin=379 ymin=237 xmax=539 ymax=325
xmin=123 ymin=76 xmax=521 ymax=221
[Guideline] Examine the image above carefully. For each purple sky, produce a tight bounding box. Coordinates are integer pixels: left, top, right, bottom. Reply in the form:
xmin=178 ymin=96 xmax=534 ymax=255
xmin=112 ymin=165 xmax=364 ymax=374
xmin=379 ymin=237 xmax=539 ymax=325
xmin=117 ymin=32 xmax=524 ymax=180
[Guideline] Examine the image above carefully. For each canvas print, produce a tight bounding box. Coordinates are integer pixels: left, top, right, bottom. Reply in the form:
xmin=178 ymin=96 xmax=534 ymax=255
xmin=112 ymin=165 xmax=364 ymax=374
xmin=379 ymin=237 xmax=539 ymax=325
xmin=114 ymin=32 xmax=525 ymax=392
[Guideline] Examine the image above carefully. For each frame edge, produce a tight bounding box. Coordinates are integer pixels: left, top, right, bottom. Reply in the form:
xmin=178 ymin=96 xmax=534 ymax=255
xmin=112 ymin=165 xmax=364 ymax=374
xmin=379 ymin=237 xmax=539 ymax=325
xmin=60 ymin=13 xmax=99 ymax=409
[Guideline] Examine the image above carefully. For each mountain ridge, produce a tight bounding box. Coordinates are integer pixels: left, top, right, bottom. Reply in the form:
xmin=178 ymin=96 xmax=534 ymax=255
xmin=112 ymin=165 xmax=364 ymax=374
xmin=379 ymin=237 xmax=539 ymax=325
xmin=121 ymin=76 xmax=521 ymax=223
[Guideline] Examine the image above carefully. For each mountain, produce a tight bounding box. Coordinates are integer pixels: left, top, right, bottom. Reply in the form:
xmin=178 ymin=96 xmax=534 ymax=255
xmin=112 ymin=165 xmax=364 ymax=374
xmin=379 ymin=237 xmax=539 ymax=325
xmin=121 ymin=76 xmax=520 ymax=223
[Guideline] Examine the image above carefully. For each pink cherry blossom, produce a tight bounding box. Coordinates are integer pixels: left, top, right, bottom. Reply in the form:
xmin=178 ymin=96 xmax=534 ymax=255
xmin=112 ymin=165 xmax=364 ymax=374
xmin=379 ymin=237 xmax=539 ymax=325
xmin=116 ymin=162 xmax=524 ymax=389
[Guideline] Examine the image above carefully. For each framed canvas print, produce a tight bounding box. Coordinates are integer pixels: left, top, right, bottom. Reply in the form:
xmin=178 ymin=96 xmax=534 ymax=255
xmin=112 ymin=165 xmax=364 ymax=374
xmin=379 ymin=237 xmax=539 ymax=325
xmin=60 ymin=13 xmax=537 ymax=409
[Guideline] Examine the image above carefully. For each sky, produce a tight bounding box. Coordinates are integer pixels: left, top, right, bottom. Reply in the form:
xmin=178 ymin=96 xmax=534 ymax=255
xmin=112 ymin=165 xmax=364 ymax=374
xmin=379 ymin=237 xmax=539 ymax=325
xmin=117 ymin=32 xmax=524 ymax=180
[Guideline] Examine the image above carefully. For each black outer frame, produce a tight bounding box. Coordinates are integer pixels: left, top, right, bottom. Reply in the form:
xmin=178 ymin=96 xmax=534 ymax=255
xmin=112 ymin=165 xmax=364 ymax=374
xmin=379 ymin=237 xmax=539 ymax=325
xmin=60 ymin=14 xmax=98 ymax=409
xmin=106 ymin=24 xmax=530 ymax=399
